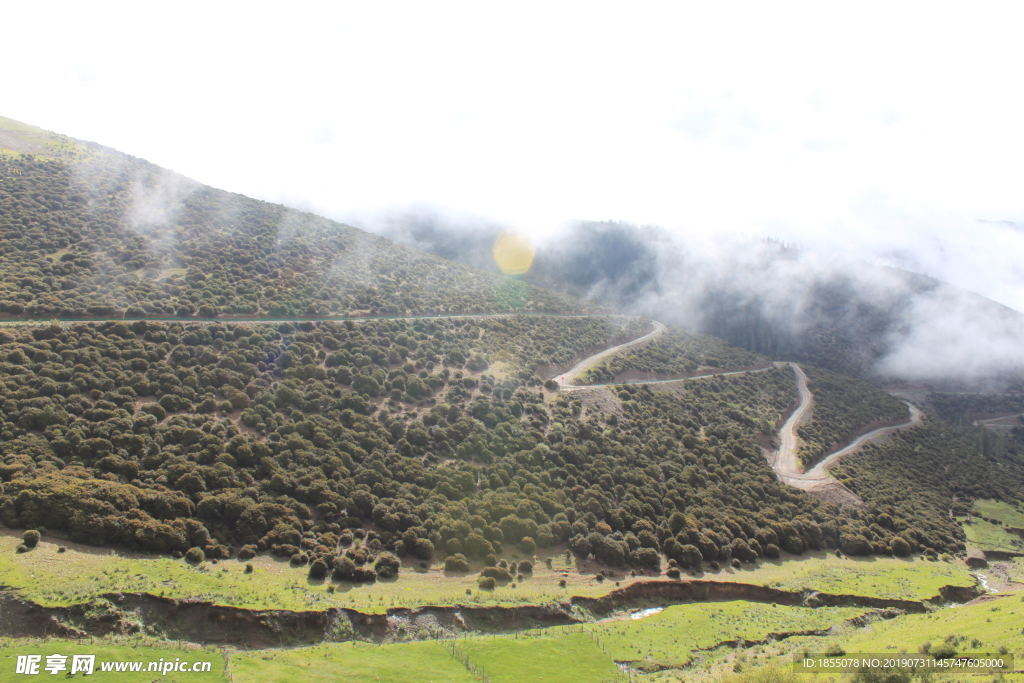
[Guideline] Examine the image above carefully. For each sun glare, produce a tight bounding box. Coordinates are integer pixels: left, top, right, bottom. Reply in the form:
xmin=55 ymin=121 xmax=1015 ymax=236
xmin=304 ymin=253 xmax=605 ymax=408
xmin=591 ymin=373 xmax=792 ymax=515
xmin=491 ymin=232 xmax=536 ymax=275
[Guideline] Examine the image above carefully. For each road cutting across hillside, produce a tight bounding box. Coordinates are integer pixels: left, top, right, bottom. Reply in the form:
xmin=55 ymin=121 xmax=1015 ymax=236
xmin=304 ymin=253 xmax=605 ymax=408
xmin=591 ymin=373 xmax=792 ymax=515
xmin=552 ymin=324 xmax=925 ymax=503
xmin=552 ymin=320 xmax=667 ymax=388
xmin=768 ymin=363 xmax=924 ymax=502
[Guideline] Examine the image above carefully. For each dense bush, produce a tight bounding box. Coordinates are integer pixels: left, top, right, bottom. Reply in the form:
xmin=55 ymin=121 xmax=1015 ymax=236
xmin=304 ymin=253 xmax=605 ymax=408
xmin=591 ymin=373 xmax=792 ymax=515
xmin=0 ymin=312 xmax=1015 ymax=577
xmin=444 ymin=554 xmax=470 ymax=573
xmin=834 ymin=419 xmax=1024 ymax=554
xmin=374 ymin=551 xmax=401 ymax=579
xmin=22 ymin=529 xmax=40 ymax=548
xmin=480 ymin=566 xmax=513 ymax=584
xmin=308 ymin=558 xmax=328 ymax=580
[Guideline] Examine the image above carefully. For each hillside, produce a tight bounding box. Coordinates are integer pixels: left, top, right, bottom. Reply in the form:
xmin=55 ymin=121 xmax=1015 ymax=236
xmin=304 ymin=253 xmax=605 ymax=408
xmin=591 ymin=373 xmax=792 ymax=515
xmin=3 ymin=114 xmax=1023 ymax=566
xmin=3 ymin=116 xmax=1024 ymax=679
xmin=0 ymin=117 xmax=578 ymax=319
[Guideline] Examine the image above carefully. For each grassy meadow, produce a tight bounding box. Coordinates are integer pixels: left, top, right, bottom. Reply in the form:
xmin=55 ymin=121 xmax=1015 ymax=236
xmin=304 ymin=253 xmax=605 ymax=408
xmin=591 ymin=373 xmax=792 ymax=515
xmin=957 ymin=499 xmax=1024 ymax=554
xmin=702 ymin=551 xmax=974 ymax=600
xmin=718 ymin=592 xmax=1024 ymax=682
xmin=0 ymin=531 xmax=647 ymax=613
xmin=229 ymin=600 xmax=867 ymax=682
xmin=4 ymin=594 xmax=1019 ymax=682
xmin=1 ymin=532 xmax=977 ymax=615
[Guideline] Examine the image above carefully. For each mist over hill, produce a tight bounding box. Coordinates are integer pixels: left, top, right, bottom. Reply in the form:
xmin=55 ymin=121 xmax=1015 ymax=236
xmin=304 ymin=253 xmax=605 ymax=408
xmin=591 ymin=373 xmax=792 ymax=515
xmin=376 ymin=213 xmax=1024 ymax=387
xmin=0 ymin=117 xmax=578 ymax=320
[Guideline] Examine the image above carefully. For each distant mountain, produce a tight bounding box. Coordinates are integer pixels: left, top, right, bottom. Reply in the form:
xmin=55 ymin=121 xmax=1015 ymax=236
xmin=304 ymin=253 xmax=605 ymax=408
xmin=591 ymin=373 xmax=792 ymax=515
xmin=0 ymin=117 xmax=580 ymax=319
xmin=379 ymin=216 xmax=1024 ymax=386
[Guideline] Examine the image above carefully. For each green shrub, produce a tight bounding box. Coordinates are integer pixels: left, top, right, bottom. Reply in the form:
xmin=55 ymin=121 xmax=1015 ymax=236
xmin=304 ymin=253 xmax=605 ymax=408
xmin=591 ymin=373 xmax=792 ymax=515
xmin=374 ymin=552 xmax=401 ymax=579
xmin=308 ymin=558 xmax=328 ymax=580
xmin=480 ymin=566 xmax=513 ymax=583
xmin=444 ymin=554 xmax=470 ymax=573
xmin=185 ymin=547 xmax=205 ymax=564
xmin=22 ymin=530 xmax=40 ymax=548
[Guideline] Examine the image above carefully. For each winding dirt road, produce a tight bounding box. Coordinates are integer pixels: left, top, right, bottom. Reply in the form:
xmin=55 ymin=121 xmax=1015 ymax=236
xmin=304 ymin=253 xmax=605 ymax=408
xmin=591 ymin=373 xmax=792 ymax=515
xmin=552 ymin=327 xmax=925 ymax=503
xmin=553 ymin=321 xmax=666 ymax=388
xmin=766 ymin=363 xmax=924 ymax=502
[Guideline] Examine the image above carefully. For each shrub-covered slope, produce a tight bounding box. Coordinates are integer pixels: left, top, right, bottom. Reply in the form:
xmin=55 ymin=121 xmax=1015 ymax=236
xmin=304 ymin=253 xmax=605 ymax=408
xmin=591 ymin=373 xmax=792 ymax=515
xmin=0 ymin=119 xmax=578 ymax=319
xmin=0 ymin=318 xmax=976 ymax=580
xmin=3 ymin=115 xmax=1024 ymax=585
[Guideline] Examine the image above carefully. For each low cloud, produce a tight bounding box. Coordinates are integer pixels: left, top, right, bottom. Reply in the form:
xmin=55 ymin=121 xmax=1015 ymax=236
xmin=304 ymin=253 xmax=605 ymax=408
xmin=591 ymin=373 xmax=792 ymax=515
xmin=375 ymin=210 xmax=1024 ymax=386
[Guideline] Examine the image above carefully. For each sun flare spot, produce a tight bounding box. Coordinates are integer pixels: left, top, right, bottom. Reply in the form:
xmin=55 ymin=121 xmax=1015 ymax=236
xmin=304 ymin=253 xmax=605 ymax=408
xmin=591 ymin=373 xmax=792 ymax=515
xmin=491 ymin=232 xmax=536 ymax=275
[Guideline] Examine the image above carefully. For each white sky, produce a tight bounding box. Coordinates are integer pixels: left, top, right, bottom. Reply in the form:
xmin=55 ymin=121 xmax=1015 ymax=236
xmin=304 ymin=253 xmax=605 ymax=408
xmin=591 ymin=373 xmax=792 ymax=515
xmin=4 ymin=1 xmax=1024 ymax=309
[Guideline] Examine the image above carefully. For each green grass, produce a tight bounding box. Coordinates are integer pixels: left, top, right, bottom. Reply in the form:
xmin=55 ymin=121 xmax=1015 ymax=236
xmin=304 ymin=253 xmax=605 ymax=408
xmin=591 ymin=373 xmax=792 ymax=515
xmin=582 ymin=601 xmax=865 ymax=671
xmin=230 ymin=601 xmax=862 ymax=682
xmin=0 ymin=637 xmax=226 ymax=682
xmin=0 ymin=116 xmax=44 ymax=133
xmin=448 ymin=601 xmax=865 ymax=679
xmin=961 ymin=517 xmax=1024 ymax=552
xmin=10 ymin=596 xmax=1018 ymax=682
xmin=1007 ymin=558 xmax=1024 ymax=584
xmin=231 ymin=641 xmax=474 ymax=682
xmin=974 ymin=499 xmax=1024 ymax=528
xmin=836 ymin=593 xmax=1024 ymax=654
xmin=715 ymin=592 xmax=1024 ymax=682
xmin=704 ymin=552 xmax=974 ymax=600
xmin=1 ymin=533 xmax=974 ymax=619
xmin=0 ymin=115 xmax=88 ymax=158
xmin=455 ymin=632 xmax=621 ymax=682
xmin=0 ymin=532 xmax=643 ymax=613
xmin=963 ymin=498 xmax=1024 ymax=553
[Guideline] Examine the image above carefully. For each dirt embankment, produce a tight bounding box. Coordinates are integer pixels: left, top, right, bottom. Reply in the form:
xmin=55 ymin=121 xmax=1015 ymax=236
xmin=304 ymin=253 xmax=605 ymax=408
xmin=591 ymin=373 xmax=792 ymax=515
xmin=983 ymin=549 xmax=1024 ymax=561
xmin=0 ymin=578 xmax=975 ymax=649
xmin=569 ymin=579 xmax=931 ymax=616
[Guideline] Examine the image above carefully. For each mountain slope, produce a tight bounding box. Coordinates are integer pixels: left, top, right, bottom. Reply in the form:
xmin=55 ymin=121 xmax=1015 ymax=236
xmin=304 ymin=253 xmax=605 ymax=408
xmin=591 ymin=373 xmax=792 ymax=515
xmin=0 ymin=117 xmax=579 ymax=319
xmin=1 ymin=115 xmax=1022 ymax=593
